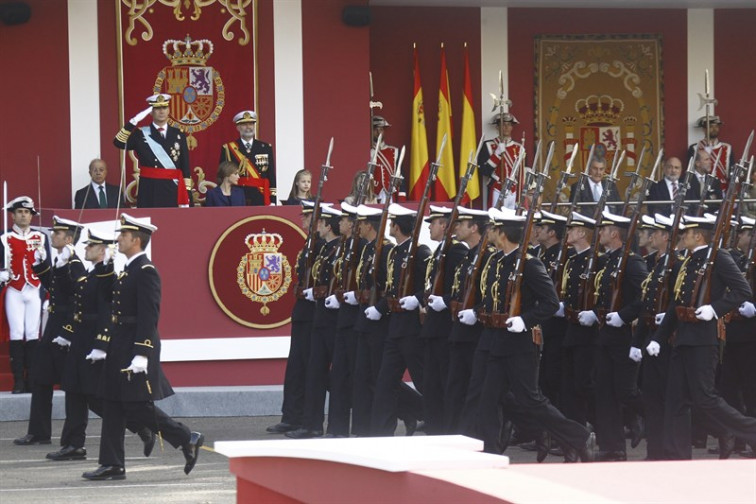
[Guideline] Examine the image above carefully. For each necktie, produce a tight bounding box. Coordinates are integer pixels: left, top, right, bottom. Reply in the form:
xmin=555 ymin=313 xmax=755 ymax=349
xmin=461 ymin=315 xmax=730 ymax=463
xmin=158 ymin=126 xmax=165 ymax=138
xmin=98 ymin=185 xmax=107 ymax=208
xmin=671 ymin=181 xmax=678 ymax=200
xmin=593 ymin=182 xmax=601 ymax=202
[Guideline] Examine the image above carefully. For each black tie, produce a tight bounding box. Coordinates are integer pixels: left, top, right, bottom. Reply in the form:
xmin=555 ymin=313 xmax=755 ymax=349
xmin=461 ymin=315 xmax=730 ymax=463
xmin=98 ymin=186 xmax=107 ymax=208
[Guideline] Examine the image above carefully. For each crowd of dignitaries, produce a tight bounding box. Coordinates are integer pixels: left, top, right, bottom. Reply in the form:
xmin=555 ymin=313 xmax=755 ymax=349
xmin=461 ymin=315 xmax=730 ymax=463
xmin=2 ymin=203 xmax=204 ymax=481
xmin=266 ymin=180 xmax=756 ymax=462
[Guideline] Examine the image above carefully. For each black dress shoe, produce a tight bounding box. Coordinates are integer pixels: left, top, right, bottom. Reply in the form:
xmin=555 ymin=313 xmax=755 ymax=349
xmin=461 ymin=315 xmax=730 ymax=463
xmin=14 ymin=434 xmax=52 ymax=446
xmin=597 ymin=450 xmax=627 ymax=462
xmin=47 ymin=446 xmax=87 ymax=461
xmin=138 ymin=428 xmax=156 ymax=457
xmin=181 ymin=431 xmax=204 ymax=475
xmin=718 ymin=433 xmax=735 ymax=460
xmin=83 ymin=465 xmax=125 ymax=481
xmin=266 ymin=422 xmax=299 ymax=434
xmin=497 ymin=420 xmax=514 ymax=453
xmin=285 ymin=428 xmax=323 ymax=439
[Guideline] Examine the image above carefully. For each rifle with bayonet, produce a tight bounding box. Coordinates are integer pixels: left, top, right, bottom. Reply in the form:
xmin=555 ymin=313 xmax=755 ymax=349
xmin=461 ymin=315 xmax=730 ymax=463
xmin=503 ymin=144 xmax=551 ymax=321
xmin=427 ymin=136 xmax=484 ymax=299
xmin=458 ymin=149 xmax=525 ymax=313
xmin=516 ymin=140 xmax=552 ymax=215
xmin=727 ymin=131 xmax=754 ymax=248
xmin=396 ymin=135 xmax=444 ymax=300
xmin=548 ymin=146 xmax=579 ymax=214
xmin=550 ymin=144 xmax=594 ymax=283
xmin=654 ymin=156 xmax=697 ymax=316
xmin=302 ymin=138 xmax=334 ymax=290
xmin=368 ymin=148 xmax=405 ymax=306
xmin=578 ymin=149 xmax=623 ymax=312
xmin=338 ymin=136 xmax=381 ymax=299
xmin=608 ymin=149 xmax=663 ymax=313
xmin=621 ymin=145 xmax=647 ymax=216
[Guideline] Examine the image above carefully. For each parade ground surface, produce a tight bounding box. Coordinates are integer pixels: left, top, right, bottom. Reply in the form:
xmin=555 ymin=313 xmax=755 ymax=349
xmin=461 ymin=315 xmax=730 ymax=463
xmin=2 ymin=414 xmax=753 ymax=504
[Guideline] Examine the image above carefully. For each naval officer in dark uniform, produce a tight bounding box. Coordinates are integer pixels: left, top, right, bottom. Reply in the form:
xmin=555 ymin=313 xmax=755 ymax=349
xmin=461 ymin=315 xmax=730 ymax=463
xmin=83 ymin=214 xmax=202 ymax=481
xmin=114 ymin=94 xmax=192 ymax=208
xmin=220 ymin=110 xmax=277 ymax=205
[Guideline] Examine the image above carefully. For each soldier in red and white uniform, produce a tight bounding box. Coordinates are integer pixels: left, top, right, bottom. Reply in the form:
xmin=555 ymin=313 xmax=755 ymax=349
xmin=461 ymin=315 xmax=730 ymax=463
xmin=477 ymin=113 xmax=525 ymax=210
xmin=686 ymin=115 xmax=734 ymax=190
xmin=0 ymin=196 xmax=48 ymax=394
xmin=370 ymin=116 xmax=400 ymax=203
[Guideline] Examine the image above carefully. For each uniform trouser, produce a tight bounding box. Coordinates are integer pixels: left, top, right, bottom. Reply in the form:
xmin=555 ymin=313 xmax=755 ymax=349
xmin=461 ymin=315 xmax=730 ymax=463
xmin=99 ymin=399 xmax=190 ymax=468
xmin=352 ymin=327 xmax=385 ymax=436
xmin=27 ymin=383 xmax=54 ymax=440
xmin=642 ymin=344 xmax=670 ymax=460
xmin=445 ymin=340 xmax=477 ymax=433
xmin=664 ymin=345 xmax=756 ymax=460
xmin=328 ymin=325 xmax=358 ymax=436
xmin=595 ymin=344 xmax=644 ymax=452
xmin=478 ymin=350 xmax=590 ymax=454
xmin=371 ymin=334 xmax=424 ymax=436
xmin=560 ymin=344 xmax=596 ymax=428
xmin=4 ymin=284 xmax=41 ymax=341
xmin=540 ymin=332 xmax=563 ymax=407
xmin=460 ymin=339 xmax=493 ymax=438
xmin=302 ymin=324 xmax=336 ymax=432
xmin=26 ymin=341 xmax=67 ymax=439
xmin=721 ymin=341 xmax=756 ymax=419
xmin=422 ymin=337 xmax=449 ymax=435
xmin=280 ymin=319 xmax=312 ymax=426
xmin=61 ymin=392 xmax=143 ymax=448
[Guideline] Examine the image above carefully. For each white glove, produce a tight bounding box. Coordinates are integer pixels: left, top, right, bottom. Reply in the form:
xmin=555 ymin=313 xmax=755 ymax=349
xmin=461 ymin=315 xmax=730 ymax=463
xmin=458 ymin=309 xmax=477 ymax=326
xmin=85 ymin=349 xmax=107 ymax=361
xmin=126 ymin=355 xmax=148 ymax=374
xmin=646 ymin=340 xmax=661 ymax=357
xmin=494 ymin=142 xmax=507 ymax=156
xmin=129 ymin=106 xmax=153 ymax=125
xmin=605 ymin=312 xmax=625 ymax=328
xmin=427 ymin=295 xmax=447 ymax=312
xmin=344 ymin=291 xmax=359 ymax=305
xmin=739 ymin=301 xmax=756 ymax=319
xmin=399 ymin=296 xmax=419 ymax=311
xmin=695 ymin=304 xmax=717 ymax=321
xmin=55 ymin=244 xmax=74 ymax=267
xmin=52 ymin=336 xmax=71 ymax=347
xmin=364 ymin=306 xmax=382 ymax=321
xmin=34 ymin=247 xmax=47 ymax=264
xmin=506 ymin=316 xmax=526 ymax=333
xmin=303 ymin=288 xmax=315 ymax=302
xmin=628 ymin=347 xmax=643 ymax=362
xmin=325 ymin=295 xmax=340 ymax=310
xmin=578 ymin=310 xmax=598 ymax=326
xmin=655 ymin=312 xmax=666 ymax=325
xmin=0 ymin=270 xmax=9 ymax=283
xmin=103 ymin=245 xmax=114 ymax=266
xmin=554 ymin=302 xmax=565 ymax=318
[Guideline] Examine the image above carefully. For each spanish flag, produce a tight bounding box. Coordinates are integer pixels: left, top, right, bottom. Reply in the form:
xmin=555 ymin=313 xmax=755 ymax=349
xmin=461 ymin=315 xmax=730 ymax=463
xmin=435 ymin=44 xmax=456 ymax=201
xmin=409 ymin=45 xmax=430 ymax=201
xmin=459 ymin=44 xmax=479 ymax=204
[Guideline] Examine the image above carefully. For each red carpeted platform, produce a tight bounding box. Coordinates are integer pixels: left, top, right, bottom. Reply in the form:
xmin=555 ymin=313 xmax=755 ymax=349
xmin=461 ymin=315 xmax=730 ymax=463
xmin=215 ymin=436 xmax=756 ymax=504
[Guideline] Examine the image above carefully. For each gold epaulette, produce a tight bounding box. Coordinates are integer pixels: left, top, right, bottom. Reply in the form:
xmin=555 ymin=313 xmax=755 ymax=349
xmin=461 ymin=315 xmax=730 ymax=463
xmin=135 ymin=339 xmax=154 ymax=349
xmin=141 ymin=264 xmax=155 ymax=270
xmin=77 ymin=276 xmax=88 ymax=282
xmin=96 ymin=270 xmax=115 ymax=278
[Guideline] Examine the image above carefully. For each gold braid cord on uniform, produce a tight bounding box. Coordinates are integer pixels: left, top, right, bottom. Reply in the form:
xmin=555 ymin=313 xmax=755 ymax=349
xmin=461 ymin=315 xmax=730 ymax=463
xmin=491 ymin=257 xmax=504 ymax=313
xmin=674 ymin=255 xmax=691 ymax=302
xmin=385 ymin=248 xmax=397 ymax=292
xmin=561 ymin=257 xmax=572 ymax=298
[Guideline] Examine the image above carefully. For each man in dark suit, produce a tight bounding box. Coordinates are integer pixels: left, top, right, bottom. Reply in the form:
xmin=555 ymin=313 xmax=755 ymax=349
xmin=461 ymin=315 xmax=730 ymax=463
xmin=687 ymin=148 xmax=724 ymax=215
xmin=220 ymin=110 xmax=276 ymax=206
xmin=114 ymin=94 xmax=191 ymax=208
xmin=648 ymin=214 xmax=756 ymax=460
xmin=73 ymin=159 xmax=125 ymax=209
xmin=569 ymin=156 xmax=620 ymax=216
xmin=82 ymin=214 xmax=203 ymax=481
xmin=647 ymin=157 xmax=683 ymax=215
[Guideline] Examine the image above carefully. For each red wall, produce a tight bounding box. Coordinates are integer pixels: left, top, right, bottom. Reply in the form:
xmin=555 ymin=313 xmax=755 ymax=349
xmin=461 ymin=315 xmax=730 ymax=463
xmin=508 ymin=8 xmax=689 ymax=161
xmin=370 ymin=7 xmax=482 ymax=188
xmin=301 ymin=0 xmax=371 ymax=202
xmin=714 ymin=9 xmax=756 ymax=161
xmin=0 ymin=0 xmax=71 ymax=208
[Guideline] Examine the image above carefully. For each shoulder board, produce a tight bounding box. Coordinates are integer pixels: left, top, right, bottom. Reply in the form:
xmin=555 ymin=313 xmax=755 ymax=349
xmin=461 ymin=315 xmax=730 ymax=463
xmin=76 ymin=276 xmax=88 ymax=283
xmin=142 ymin=264 xmax=156 ymax=270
